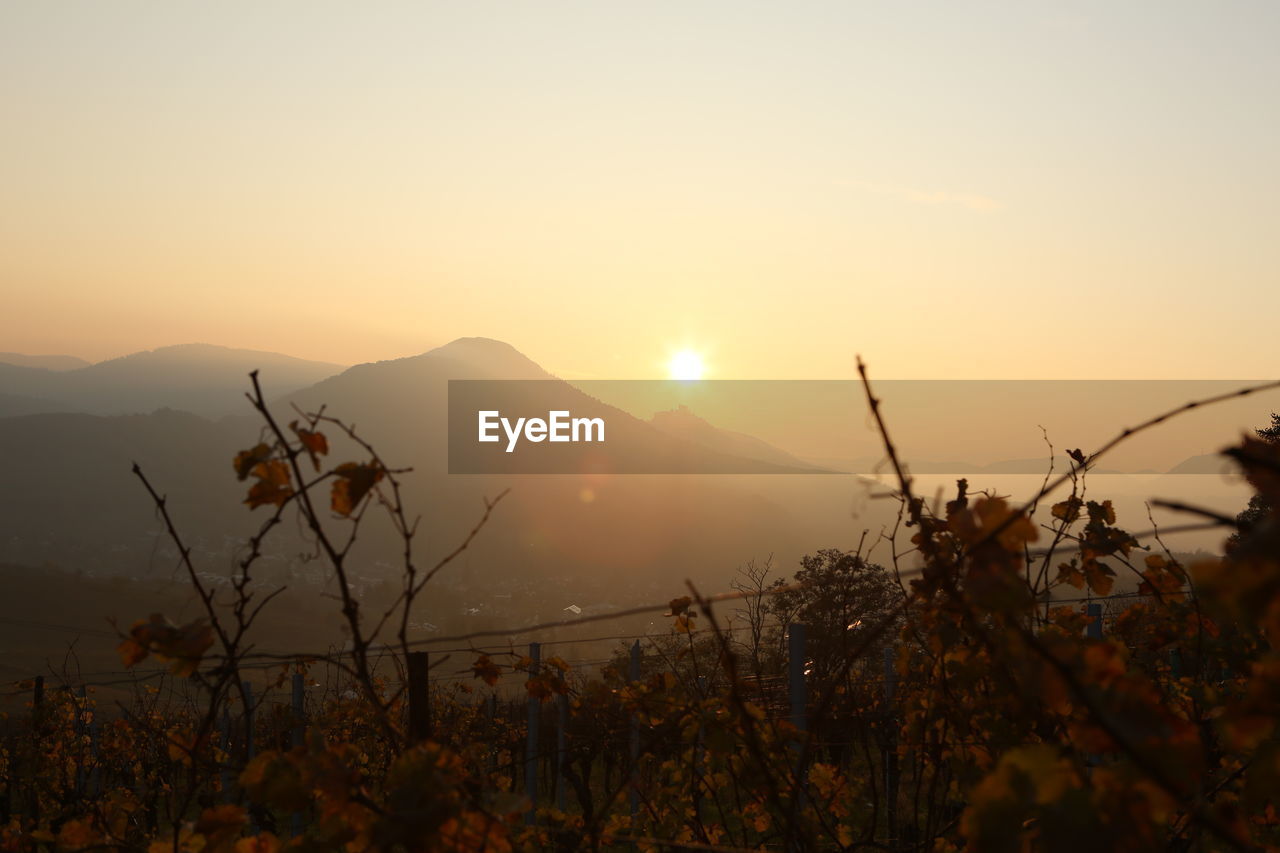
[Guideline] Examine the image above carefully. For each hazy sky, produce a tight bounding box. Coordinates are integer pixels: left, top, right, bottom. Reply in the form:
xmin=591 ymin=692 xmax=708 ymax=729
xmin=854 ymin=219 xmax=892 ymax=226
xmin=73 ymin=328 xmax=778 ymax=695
xmin=2 ymin=2 xmax=1277 ymax=379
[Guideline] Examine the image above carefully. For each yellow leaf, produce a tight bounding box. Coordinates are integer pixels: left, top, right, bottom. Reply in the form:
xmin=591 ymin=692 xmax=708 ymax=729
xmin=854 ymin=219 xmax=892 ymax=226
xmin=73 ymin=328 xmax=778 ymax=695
xmin=472 ymin=655 xmax=501 ymax=687
xmin=331 ymin=461 xmax=384 ymax=516
xmin=118 ymin=637 xmax=149 ymax=668
xmin=233 ymin=444 xmax=272 ymax=480
xmin=57 ymin=818 xmax=97 ymax=850
xmin=244 ymin=460 xmax=293 ymax=509
xmin=290 ymin=421 xmax=329 ymax=471
xmin=235 ymin=834 xmax=279 ymax=853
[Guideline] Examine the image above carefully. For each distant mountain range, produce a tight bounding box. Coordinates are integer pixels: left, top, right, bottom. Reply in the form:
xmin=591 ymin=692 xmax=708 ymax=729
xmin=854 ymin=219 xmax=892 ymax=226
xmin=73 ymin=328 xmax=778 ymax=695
xmin=0 ymin=344 xmax=344 ymax=418
xmin=1166 ymin=453 xmax=1237 ymax=475
xmin=649 ymin=405 xmax=826 ymax=471
xmin=0 ymin=352 xmax=91 ymax=371
xmin=0 ymin=341 xmax=1246 ymax=475
xmin=0 ymin=338 xmax=1249 ymax=610
xmin=281 ymin=339 xmax=827 ymax=475
xmin=807 ymin=454 xmax=1228 ymax=477
xmin=0 ymin=338 xmax=839 ymax=597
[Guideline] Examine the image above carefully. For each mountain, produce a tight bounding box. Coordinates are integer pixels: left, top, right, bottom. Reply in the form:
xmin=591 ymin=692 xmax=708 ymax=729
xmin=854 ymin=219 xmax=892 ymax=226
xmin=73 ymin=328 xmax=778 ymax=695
xmin=0 ymin=408 xmax=246 ymax=571
xmin=287 ymin=338 xmax=822 ymax=474
xmin=1167 ymin=453 xmax=1234 ymax=474
xmin=649 ymin=405 xmax=829 ymax=472
xmin=0 ymin=336 xmax=1243 ymax=636
xmin=807 ymin=455 xmax=1131 ymax=475
xmin=0 ymin=352 xmax=90 ymax=371
xmin=0 ymin=344 xmax=345 ymax=418
xmin=0 ymin=338 xmax=862 ymax=604
xmin=0 ymin=392 xmax=73 ymax=418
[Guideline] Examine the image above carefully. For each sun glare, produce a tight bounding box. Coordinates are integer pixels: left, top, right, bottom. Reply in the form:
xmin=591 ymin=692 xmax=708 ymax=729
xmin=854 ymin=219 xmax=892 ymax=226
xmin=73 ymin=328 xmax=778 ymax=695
xmin=668 ymin=350 xmax=705 ymax=381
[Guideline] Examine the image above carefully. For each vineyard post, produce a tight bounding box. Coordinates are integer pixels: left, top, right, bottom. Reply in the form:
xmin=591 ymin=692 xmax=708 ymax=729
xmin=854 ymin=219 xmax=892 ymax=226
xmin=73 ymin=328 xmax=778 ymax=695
xmin=88 ymin=717 xmax=101 ymax=797
xmin=525 ymin=641 xmax=541 ymax=826
xmin=787 ymin=624 xmax=808 ymax=737
xmin=1083 ymin=602 xmax=1106 ymax=766
xmin=243 ymin=681 xmax=257 ymax=833
xmin=0 ymin=735 xmax=10 ymax=823
xmin=218 ymin=708 xmax=232 ymax=802
xmin=243 ymin=681 xmax=256 ymax=762
xmin=290 ymin=672 xmax=306 ymax=837
xmin=693 ymin=675 xmax=708 ymax=827
xmin=1082 ymin=603 xmax=1105 ymax=769
xmin=555 ymin=692 xmax=568 ymax=811
xmin=883 ymin=644 xmax=899 ymax=849
xmin=628 ymin=639 xmax=640 ymax=825
xmin=291 ymin=672 xmax=305 ymax=747
xmin=407 ymin=651 xmax=431 ymax=742
xmin=1086 ymin=602 xmax=1103 ymax=639
xmin=486 ymin=693 xmax=497 ymax=777
xmin=31 ymin=676 xmax=43 ymax=825
xmin=788 ymin=623 xmax=809 ymax=835
xmin=76 ymin=686 xmax=87 ymax=798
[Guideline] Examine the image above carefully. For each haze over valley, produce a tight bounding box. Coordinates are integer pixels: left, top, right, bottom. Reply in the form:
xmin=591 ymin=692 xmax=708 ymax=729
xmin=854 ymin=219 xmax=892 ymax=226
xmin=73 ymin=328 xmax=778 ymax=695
xmin=1 ymin=337 xmax=1266 ymax=689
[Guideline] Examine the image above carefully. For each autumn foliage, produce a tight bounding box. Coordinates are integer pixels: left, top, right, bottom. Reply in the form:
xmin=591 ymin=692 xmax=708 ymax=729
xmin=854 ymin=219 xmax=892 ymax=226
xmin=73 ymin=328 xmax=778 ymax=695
xmin=3 ymin=374 xmax=1280 ymax=852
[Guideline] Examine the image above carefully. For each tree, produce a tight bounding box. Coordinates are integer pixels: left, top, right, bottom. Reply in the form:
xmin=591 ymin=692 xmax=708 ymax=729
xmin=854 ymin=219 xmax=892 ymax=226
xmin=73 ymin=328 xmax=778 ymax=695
xmin=730 ymin=556 xmax=780 ymax=682
xmin=766 ymin=549 xmax=901 ymax=692
xmin=1228 ymin=412 xmax=1280 ymax=552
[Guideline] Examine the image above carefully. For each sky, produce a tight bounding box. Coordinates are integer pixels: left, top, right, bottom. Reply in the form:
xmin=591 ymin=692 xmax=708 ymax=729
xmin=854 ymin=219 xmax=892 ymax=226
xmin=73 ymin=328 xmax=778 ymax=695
xmin=2 ymin=1 xmax=1277 ymax=379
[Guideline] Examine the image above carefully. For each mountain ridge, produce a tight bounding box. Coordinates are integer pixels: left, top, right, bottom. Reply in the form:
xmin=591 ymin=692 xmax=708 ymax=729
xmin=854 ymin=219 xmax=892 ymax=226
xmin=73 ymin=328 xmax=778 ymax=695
xmin=0 ymin=344 xmax=346 ymax=418
xmin=0 ymin=352 xmax=91 ymax=371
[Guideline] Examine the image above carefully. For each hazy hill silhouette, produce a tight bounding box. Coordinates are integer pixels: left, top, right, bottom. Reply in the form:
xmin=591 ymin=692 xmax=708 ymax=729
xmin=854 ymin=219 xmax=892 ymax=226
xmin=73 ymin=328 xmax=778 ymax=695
xmin=0 ymin=339 xmax=845 ymax=604
xmin=649 ymin=405 xmax=827 ymax=471
xmin=286 ymin=338 xmax=823 ymax=475
xmin=0 ymin=391 xmax=73 ymax=418
xmin=0 ymin=408 xmax=245 ymax=571
xmin=275 ymin=337 xmax=836 ymax=591
xmin=0 ymin=337 xmax=1250 ymax=635
xmin=1167 ymin=453 xmax=1236 ymax=475
xmin=0 ymin=344 xmax=344 ymax=418
xmin=0 ymin=352 xmax=90 ymax=371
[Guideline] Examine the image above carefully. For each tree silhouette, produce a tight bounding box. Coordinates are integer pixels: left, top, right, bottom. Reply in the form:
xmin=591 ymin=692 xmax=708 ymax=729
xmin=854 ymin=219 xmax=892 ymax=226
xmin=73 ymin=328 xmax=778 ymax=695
xmin=1228 ymin=412 xmax=1280 ymax=552
xmin=767 ymin=549 xmax=899 ymax=690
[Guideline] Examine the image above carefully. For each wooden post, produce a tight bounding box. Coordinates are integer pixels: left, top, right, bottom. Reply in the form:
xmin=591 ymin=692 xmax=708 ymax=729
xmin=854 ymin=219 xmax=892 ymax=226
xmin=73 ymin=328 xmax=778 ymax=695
xmin=291 ymin=673 xmax=306 ymax=748
xmin=883 ymin=645 xmax=899 ymax=849
xmin=629 ymin=639 xmax=641 ymax=825
xmin=693 ymin=675 xmax=708 ymax=826
xmin=242 ymin=682 xmax=257 ymax=833
xmin=0 ymin=732 xmax=10 ymax=819
xmin=555 ymin=692 xmax=569 ymax=811
xmin=1081 ymin=604 xmax=1106 ymax=775
xmin=787 ymin=623 xmax=810 ymax=845
xmin=407 ymin=652 xmax=431 ymax=742
xmin=291 ymin=672 xmax=306 ymax=837
xmin=242 ymin=681 xmax=256 ymax=762
xmin=525 ymin=642 xmax=541 ymax=826
xmin=218 ymin=709 xmax=232 ymax=801
xmin=1086 ymin=602 xmax=1103 ymax=639
xmin=31 ymin=676 xmax=44 ymax=824
xmin=1 ymin=736 xmax=10 ymax=822
xmin=76 ymin=686 xmax=88 ymax=798
xmin=89 ymin=718 xmax=101 ymax=797
xmin=788 ymin=625 xmax=808 ymax=736
xmin=486 ymin=694 xmax=497 ymax=777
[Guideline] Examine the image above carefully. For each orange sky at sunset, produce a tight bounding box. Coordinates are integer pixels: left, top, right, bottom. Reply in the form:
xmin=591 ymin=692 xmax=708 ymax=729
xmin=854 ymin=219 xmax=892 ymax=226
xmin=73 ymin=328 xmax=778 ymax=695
xmin=3 ymin=2 xmax=1277 ymax=380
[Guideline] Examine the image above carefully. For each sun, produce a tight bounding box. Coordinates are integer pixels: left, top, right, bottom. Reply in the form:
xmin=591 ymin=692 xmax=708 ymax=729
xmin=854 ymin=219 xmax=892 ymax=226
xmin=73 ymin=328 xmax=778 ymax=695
xmin=668 ymin=349 xmax=705 ymax=381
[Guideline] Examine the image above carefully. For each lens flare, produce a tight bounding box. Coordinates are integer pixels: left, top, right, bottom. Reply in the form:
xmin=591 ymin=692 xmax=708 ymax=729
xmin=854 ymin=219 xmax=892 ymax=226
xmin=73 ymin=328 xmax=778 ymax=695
xmin=668 ymin=350 xmax=705 ymax=380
